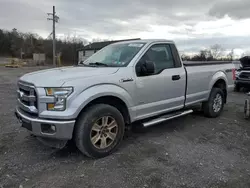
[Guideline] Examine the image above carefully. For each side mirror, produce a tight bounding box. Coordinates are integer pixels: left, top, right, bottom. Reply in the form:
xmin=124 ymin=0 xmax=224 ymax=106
xmin=78 ymin=60 xmax=84 ymax=65
xmin=141 ymin=61 xmax=155 ymax=75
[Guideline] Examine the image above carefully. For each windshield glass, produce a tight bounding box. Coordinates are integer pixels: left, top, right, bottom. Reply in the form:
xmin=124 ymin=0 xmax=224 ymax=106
xmin=82 ymin=42 xmax=145 ymax=67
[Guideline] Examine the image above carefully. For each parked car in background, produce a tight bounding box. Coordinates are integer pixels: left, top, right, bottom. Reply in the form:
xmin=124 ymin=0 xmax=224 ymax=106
xmin=15 ymin=39 xmax=235 ymax=158
xmin=234 ymin=56 xmax=250 ymax=91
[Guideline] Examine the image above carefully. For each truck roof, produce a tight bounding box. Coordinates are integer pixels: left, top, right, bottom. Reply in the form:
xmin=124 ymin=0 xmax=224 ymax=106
xmin=113 ymin=39 xmax=174 ymax=45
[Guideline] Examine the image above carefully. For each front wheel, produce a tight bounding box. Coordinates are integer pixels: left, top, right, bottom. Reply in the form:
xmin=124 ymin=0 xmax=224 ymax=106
xmin=203 ymin=88 xmax=225 ymax=118
xmin=74 ymin=104 xmax=125 ymax=158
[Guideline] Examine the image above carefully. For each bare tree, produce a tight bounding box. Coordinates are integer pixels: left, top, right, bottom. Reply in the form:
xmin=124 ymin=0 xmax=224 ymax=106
xmin=227 ymin=49 xmax=234 ymax=61
xmin=181 ymin=53 xmax=191 ymax=61
xmin=209 ymin=44 xmax=224 ymax=60
xmin=241 ymin=52 xmax=246 ymax=58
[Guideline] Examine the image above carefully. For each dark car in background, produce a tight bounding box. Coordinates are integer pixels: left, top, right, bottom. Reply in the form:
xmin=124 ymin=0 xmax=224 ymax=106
xmin=235 ymin=56 xmax=250 ymax=91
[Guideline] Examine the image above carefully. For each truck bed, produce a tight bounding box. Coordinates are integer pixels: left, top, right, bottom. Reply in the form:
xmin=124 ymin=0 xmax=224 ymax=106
xmin=183 ymin=61 xmax=235 ymax=106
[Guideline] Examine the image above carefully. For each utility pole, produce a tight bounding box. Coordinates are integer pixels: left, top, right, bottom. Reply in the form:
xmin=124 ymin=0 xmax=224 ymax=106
xmin=20 ymin=48 xmax=23 ymax=59
xmin=47 ymin=6 xmax=59 ymax=66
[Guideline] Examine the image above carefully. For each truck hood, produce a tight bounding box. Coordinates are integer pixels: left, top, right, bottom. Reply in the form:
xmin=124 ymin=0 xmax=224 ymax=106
xmin=19 ymin=66 xmax=119 ymax=87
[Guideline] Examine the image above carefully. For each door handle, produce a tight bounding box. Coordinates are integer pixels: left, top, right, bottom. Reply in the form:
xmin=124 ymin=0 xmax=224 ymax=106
xmin=172 ymin=75 xmax=181 ymax=81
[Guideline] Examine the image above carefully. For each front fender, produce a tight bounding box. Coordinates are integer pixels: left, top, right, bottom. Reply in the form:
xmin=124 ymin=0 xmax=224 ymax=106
xmin=70 ymin=84 xmax=135 ymax=119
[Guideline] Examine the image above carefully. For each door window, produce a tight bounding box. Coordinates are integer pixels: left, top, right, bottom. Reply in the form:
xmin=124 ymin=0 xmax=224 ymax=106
xmin=136 ymin=44 xmax=175 ymax=76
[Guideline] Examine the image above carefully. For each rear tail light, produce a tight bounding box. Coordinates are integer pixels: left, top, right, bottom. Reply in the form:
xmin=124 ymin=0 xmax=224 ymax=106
xmin=232 ymin=68 xmax=236 ymax=80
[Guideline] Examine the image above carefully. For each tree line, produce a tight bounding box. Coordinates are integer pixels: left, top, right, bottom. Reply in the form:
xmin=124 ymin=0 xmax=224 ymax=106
xmin=181 ymin=44 xmax=236 ymax=61
xmin=0 ymin=28 xmax=243 ymax=65
xmin=0 ymin=28 xmax=84 ymax=64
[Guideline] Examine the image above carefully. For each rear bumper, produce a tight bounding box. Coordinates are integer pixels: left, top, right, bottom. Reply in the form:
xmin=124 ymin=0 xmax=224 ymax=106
xmin=15 ymin=108 xmax=75 ymax=140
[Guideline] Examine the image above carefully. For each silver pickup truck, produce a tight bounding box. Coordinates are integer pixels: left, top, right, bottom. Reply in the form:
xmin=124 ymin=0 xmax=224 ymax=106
xmin=15 ymin=39 xmax=235 ymax=158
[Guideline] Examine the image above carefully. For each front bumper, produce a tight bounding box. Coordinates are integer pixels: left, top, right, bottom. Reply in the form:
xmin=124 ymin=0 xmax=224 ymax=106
xmin=235 ymin=79 xmax=250 ymax=88
xmin=15 ymin=108 xmax=75 ymax=140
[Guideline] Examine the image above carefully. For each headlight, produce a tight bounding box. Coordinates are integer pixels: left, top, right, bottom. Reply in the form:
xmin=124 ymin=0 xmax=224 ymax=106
xmin=45 ymin=87 xmax=73 ymax=111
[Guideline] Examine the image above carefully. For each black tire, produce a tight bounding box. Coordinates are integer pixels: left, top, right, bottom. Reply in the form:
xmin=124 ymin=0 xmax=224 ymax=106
xmin=234 ymin=84 xmax=240 ymax=92
xmin=203 ymin=88 xmax=225 ymax=118
xmin=74 ymin=104 xmax=125 ymax=158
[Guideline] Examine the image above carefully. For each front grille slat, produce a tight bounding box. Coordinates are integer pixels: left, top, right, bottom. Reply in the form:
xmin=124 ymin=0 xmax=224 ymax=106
xmin=19 ymin=88 xmax=30 ymax=96
xmin=21 ymin=100 xmax=29 ymax=106
xmin=17 ymin=99 xmax=38 ymax=113
xmin=17 ymin=90 xmax=36 ymax=102
xmin=17 ymin=81 xmax=38 ymax=115
xmin=239 ymin=72 xmax=250 ymax=80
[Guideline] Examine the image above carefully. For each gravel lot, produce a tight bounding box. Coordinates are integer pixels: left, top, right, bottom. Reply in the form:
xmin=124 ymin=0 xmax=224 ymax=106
xmin=0 ymin=66 xmax=250 ymax=188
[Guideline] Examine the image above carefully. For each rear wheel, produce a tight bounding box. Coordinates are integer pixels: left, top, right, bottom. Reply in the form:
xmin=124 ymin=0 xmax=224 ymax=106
xmin=203 ymin=88 xmax=224 ymax=118
xmin=74 ymin=104 xmax=125 ymax=158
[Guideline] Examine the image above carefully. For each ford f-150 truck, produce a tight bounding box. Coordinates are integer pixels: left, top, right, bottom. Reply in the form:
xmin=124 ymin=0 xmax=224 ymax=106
xmin=15 ymin=39 xmax=235 ymax=158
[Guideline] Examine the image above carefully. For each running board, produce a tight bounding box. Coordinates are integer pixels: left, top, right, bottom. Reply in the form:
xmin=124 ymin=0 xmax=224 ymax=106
xmin=143 ymin=109 xmax=193 ymax=127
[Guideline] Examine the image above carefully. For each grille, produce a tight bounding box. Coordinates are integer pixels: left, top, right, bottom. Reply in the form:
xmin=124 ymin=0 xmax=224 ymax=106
xmin=239 ymin=72 xmax=250 ymax=80
xmin=17 ymin=81 xmax=38 ymax=114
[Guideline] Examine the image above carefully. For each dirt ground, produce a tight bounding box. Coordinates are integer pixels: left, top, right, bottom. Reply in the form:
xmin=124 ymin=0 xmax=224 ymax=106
xmin=0 ymin=66 xmax=250 ymax=188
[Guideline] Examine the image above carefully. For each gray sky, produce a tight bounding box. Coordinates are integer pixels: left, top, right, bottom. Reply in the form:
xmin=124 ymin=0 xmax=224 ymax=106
xmin=0 ymin=0 xmax=250 ymax=55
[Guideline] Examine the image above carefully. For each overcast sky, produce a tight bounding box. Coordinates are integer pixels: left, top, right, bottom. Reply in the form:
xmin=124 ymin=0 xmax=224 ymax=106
xmin=0 ymin=0 xmax=250 ymax=55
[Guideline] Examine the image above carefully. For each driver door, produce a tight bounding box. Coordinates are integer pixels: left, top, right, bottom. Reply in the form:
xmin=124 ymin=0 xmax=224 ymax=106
xmin=134 ymin=43 xmax=186 ymax=120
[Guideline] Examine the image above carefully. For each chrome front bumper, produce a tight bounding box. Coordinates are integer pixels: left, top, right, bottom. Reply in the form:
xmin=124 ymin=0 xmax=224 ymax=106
xmin=15 ymin=108 xmax=75 ymax=140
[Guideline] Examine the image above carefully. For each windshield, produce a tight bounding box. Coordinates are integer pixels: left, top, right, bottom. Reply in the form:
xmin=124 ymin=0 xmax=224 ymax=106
xmin=82 ymin=42 xmax=145 ymax=67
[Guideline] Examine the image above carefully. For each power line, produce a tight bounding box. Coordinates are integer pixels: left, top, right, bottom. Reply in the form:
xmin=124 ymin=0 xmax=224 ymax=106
xmin=47 ymin=6 xmax=59 ymax=66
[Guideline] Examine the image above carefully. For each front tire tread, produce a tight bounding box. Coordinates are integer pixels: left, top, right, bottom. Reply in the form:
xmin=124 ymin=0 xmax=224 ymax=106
xmin=74 ymin=104 xmax=125 ymax=158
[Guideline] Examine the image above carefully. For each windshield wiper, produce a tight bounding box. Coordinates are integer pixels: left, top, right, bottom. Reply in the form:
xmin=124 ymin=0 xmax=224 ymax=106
xmin=89 ymin=62 xmax=108 ymax=67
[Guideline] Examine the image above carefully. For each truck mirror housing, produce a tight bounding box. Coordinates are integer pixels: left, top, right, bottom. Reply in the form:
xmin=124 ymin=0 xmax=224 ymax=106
xmin=141 ymin=61 xmax=155 ymax=75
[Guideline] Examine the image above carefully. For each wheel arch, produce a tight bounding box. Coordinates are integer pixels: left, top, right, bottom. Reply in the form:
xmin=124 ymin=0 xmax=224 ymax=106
xmin=72 ymin=84 xmax=135 ymax=125
xmin=78 ymin=95 xmax=131 ymax=125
